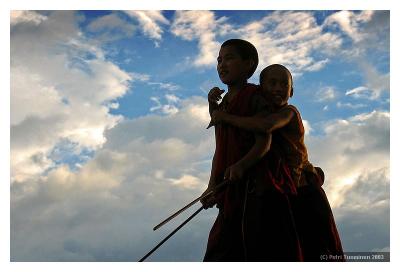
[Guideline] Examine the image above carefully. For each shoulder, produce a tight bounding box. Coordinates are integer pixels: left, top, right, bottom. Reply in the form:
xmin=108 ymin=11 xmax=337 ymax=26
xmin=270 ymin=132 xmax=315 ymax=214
xmin=281 ymin=104 xmax=304 ymax=133
xmin=279 ymin=104 xmax=302 ymax=119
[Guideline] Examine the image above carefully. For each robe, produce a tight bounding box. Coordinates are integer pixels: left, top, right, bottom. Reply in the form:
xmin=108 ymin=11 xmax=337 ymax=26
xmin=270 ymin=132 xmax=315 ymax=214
xmin=204 ymin=84 xmax=302 ymax=261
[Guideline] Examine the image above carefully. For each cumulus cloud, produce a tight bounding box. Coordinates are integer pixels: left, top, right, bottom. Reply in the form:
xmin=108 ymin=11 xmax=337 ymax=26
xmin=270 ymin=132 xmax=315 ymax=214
xmin=11 ymin=96 xmax=216 ymax=261
xmin=11 ymin=92 xmax=389 ymax=260
xmin=306 ymin=110 xmax=389 ymax=207
xmin=334 ymin=168 xmax=389 ymax=252
xmin=305 ymin=110 xmax=389 ymax=251
xmin=10 ymin=11 xmax=390 ymax=261
xmin=11 ymin=11 xmax=132 ymax=182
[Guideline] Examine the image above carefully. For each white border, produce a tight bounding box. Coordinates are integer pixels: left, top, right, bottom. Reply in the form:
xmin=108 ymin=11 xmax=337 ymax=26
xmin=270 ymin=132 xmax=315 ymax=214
xmin=2 ymin=1 xmax=398 ymax=272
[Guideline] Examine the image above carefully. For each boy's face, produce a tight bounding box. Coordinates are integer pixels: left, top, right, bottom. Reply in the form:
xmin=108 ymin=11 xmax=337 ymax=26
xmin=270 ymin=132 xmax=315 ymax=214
xmin=217 ymin=45 xmax=251 ymax=85
xmin=261 ymin=66 xmax=292 ymax=107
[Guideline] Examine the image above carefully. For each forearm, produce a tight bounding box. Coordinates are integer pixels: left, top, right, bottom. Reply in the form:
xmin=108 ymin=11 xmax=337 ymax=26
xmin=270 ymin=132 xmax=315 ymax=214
xmin=224 ymin=114 xmax=266 ymax=134
xmin=224 ymin=109 xmax=294 ymax=134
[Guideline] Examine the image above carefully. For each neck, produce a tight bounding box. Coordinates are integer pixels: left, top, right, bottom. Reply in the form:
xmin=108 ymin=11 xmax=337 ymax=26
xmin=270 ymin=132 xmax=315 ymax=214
xmin=227 ymin=81 xmax=247 ymax=93
xmin=271 ymin=102 xmax=288 ymax=112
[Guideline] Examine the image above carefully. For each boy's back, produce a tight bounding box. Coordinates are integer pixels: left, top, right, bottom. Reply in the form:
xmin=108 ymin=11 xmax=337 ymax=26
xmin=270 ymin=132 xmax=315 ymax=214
xmin=270 ymin=104 xmax=316 ymax=187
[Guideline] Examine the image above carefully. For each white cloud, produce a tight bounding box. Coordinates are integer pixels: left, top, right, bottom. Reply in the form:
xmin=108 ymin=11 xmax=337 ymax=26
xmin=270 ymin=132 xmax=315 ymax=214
xmin=357 ymin=60 xmax=390 ymax=99
xmin=11 ymin=10 xmax=47 ymax=26
xmin=9 ymin=11 xmax=390 ymax=261
xmin=306 ymin=110 xmax=389 ymax=208
xmin=324 ymin=11 xmax=389 ymax=100
xmin=148 ymin=81 xmax=180 ymax=91
xmin=346 ymin=86 xmax=369 ymax=97
xmin=323 ymin=10 xmax=374 ymax=42
xmin=11 ymin=11 xmax=132 ymax=182
xmin=316 ymin=86 xmax=338 ymax=102
xmin=11 ymin=96 xmax=215 ymax=261
xmin=333 ymin=168 xmax=389 ymax=251
xmin=336 ymin=101 xmax=367 ymax=109
xmin=129 ymin=72 xmax=150 ymax=82
xmin=238 ymin=11 xmax=342 ymax=75
xmin=305 ymin=110 xmax=389 ymax=251
xmin=170 ymin=174 xmax=204 ymax=190
xmin=171 ymin=11 xmax=342 ymax=75
xmin=124 ymin=11 xmax=169 ymax=45
xmin=85 ymin=12 xmax=136 ymax=42
xmin=170 ymin=11 xmax=388 ymax=103
xmin=150 ymin=96 xmax=179 ymax=115
xmin=11 ymin=88 xmax=389 ymax=260
xmin=302 ymin=119 xmax=312 ymax=136
xmin=171 ymin=11 xmax=223 ymax=67
xmin=345 ymin=65 xmax=389 ymax=101
xmin=149 ymin=94 xmax=182 ymax=116
xmin=87 ymin=13 xmax=133 ymax=34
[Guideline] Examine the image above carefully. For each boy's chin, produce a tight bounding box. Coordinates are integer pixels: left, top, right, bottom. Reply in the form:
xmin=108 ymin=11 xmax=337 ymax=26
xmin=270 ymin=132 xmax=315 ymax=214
xmin=218 ymin=76 xmax=230 ymax=85
xmin=219 ymin=78 xmax=241 ymax=86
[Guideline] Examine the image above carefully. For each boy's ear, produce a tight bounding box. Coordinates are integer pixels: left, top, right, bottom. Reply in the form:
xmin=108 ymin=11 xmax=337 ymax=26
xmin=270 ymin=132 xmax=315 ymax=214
xmin=290 ymin=87 xmax=294 ymax=97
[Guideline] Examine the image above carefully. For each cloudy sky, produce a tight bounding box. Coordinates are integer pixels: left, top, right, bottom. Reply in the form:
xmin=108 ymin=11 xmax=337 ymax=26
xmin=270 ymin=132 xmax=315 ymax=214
xmin=9 ymin=10 xmax=390 ymax=261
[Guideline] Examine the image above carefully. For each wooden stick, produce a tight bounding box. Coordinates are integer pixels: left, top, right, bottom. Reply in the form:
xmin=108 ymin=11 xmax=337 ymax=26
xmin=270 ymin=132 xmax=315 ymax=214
xmin=139 ymin=206 xmax=204 ymax=262
xmin=153 ymin=179 xmax=228 ymax=231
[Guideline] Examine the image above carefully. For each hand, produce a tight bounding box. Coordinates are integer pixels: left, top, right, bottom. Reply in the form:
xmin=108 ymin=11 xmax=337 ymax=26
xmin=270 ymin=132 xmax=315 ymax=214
xmin=207 ymin=110 xmax=227 ymax=129
xmin=224 ymin=163 xmax=245 ymax=182
xmin=208 ymin=87 xmax=225 ymax=104
xmin=200 ymin=186 xmax=217 ymax=209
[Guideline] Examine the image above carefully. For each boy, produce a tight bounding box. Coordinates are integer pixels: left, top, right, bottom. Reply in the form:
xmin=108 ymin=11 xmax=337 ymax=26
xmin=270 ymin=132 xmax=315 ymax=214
xmin=208 ymin=64 xmax=344 ymax=261
xmin=201 ymin=41 xmax=302 ymax=261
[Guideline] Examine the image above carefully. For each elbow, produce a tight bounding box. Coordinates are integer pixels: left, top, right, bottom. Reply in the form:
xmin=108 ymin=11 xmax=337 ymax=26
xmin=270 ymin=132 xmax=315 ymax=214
xmin=264 ymin=128 xmax=272 ymax=134
xmin=260 ymin=122 xmax=273 ymax=134
xmin=264 ymin=125 xmax=273 ymax=134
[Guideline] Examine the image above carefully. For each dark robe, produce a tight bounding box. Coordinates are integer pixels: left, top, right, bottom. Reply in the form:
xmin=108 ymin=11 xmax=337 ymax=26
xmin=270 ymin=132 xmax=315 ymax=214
xmin=289 ymin=169 xmax=345 ymax=261
xmin=270 ymin=105 xmax=345 ymax=262
xmin=203 ymin=84 xmax=302 ymax=261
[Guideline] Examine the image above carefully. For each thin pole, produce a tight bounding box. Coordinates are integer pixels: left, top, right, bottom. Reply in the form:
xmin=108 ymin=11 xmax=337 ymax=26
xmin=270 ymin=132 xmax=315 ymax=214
xmin=139 ymin=206 xmax=204 ymax=262
xmin=153 ymin=179 xmax=228 ymax=231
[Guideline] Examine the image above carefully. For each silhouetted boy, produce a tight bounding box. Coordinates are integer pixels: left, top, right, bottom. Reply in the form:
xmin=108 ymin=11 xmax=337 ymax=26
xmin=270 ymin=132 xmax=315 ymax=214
xmin=202 ymin=41 xmax=302 ymax=261
xmin=209 ymin=64 xmax=344 ymax=261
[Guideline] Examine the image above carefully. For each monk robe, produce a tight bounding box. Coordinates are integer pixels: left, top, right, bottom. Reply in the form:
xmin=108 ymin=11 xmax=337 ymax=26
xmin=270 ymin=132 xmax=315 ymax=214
xmin=203 ymin=84 xmax=302 ymax=261
xmin=289 ymin=171 xmax=344 ymax=261
xmin=272 ymin=104 xmax=344 ymax=261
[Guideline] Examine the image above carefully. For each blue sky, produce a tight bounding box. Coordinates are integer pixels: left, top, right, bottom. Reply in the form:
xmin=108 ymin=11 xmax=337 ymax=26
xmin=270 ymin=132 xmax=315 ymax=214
xmin=10 ymin=10 xmax=390 ymax=262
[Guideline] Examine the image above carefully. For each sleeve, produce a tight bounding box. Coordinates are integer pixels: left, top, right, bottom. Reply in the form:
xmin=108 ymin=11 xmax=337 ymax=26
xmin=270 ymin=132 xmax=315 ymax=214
xmin=283 ymin=104 xmax=304 ymax=136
